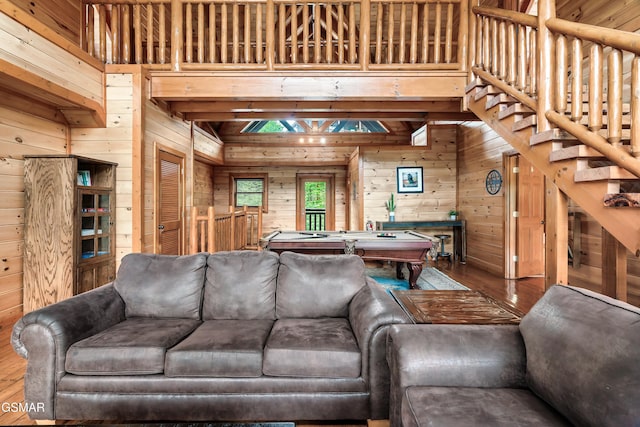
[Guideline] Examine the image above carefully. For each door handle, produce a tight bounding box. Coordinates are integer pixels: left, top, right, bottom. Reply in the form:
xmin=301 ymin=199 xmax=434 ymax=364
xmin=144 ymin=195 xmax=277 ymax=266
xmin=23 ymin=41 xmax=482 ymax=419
xmin=158 ymin=224 xmax=165 ymax=230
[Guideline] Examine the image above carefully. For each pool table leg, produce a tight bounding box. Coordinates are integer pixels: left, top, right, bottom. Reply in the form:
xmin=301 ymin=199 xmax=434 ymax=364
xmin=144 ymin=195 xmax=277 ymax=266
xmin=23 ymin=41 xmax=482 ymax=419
xmin=407 ymin=262 xmax=423 ymax=289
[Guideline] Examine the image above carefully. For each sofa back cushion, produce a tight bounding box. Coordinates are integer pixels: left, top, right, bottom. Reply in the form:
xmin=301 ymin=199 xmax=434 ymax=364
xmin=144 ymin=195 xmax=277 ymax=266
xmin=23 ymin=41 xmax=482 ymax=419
xmin=114 ymin=253 xmax=207 ymax=319
xmin=520 ymin=285 xmax=640 ymax=427
xmin=276 ymin=252 xmax=366 ymax=318
xmin=203 ymin=250 xmax=279 ymax=320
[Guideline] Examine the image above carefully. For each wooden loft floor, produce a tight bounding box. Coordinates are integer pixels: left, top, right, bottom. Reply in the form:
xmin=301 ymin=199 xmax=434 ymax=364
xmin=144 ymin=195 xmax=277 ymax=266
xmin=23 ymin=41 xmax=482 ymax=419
xmin=0 ymin=261 xmax=543 ymax=426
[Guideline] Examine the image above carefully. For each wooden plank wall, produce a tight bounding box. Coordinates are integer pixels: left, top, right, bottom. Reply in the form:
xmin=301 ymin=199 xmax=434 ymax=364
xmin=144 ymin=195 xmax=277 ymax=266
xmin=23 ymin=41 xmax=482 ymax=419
xmin=194 ymin=160 xmax=215 ymax=208
xmin=143 ymin=94 xmax=194 ymax=253
xmin=361 ymin=125 xmax=457 ymax=228
xmin=7 ymin=0 xmax=81 ymax=45
xmin=0 ymin=106 xmax=67 ymax=322
xmin=213 ymin=166 xmax=348 ymax=232
xmin=457 ymin=122 xmax=510 ymax=276
xmin=70 ymin=72 xmax=135 ymax=264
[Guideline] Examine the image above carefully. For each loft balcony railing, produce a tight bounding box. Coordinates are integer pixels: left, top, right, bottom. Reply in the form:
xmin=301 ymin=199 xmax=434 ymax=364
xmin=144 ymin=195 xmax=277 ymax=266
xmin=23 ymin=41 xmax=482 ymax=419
xmin=80 ymin=0 xmax=469 ymax=71
xmin=305 ymin=208 xmax=326 ymax=231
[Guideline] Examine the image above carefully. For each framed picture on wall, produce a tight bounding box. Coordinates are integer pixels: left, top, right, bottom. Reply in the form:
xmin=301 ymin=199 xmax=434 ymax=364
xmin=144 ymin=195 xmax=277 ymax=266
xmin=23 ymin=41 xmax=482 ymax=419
xmin=397 ymin=167 xmax=423 ymax=193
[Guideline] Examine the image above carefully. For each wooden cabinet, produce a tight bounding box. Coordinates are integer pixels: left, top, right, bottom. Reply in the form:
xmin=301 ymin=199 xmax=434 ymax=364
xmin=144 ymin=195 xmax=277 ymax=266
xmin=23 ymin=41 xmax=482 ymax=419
xmin=24 ymin=155 xmax=117 ymax=312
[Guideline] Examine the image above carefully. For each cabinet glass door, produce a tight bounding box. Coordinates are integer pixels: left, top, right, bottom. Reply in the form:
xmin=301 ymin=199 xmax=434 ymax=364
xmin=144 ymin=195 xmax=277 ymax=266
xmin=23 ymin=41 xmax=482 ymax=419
xmin=80 ymin=191 xmax=112 ymax=260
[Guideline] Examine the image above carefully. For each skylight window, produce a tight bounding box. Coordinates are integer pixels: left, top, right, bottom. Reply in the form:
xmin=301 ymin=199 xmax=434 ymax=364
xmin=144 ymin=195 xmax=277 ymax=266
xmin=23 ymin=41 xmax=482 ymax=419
xmin=242 ymin=120 xmax=388 ymax=133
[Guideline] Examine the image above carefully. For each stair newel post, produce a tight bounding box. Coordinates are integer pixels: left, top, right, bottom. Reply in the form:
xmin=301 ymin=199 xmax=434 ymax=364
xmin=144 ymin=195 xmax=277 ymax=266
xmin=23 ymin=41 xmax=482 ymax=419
xmin=607 ymin=49 xmax=623 ymax=148
xmin=458 ymin=0 xmax=469 ymax=73
xmin=170 ymin=0 xmax=183 ymax=71
xmin=537 ymin=0 xmax=555 ymax=133
xmin=632 ymin=57 xmax=640 ymax=159
xmin=360 ymin=0 xmax=371 ymax=71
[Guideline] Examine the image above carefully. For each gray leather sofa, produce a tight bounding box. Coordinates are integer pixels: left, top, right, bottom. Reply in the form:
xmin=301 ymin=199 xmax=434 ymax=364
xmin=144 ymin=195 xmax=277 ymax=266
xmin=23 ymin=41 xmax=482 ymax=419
xmin=12 ymin=250 xmax=409 ymax=422
xmin=387 ymin=285 xmax=640 ymax=427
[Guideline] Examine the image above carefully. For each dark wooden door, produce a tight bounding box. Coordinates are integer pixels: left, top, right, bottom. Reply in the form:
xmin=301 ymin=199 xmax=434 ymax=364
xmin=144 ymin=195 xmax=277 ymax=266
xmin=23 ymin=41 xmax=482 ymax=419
xmin=156 ymin=150 xmax=184 ymax=255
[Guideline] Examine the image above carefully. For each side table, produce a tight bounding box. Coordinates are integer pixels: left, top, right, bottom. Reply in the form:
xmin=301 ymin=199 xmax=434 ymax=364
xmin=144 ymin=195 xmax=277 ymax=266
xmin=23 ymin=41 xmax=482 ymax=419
xmin=391 ymin=290 xmax=523 ymax=324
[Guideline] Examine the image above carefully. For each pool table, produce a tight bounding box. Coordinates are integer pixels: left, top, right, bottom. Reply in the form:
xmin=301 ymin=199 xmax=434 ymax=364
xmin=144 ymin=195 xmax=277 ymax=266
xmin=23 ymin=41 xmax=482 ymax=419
xmin=260 ymin=230 xmax=435 ymax=289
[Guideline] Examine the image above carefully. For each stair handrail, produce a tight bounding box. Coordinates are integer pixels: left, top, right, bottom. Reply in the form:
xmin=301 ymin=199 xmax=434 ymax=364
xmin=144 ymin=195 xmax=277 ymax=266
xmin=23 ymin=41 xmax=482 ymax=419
xmin=546 ymin=17 xmax=640 ymax=177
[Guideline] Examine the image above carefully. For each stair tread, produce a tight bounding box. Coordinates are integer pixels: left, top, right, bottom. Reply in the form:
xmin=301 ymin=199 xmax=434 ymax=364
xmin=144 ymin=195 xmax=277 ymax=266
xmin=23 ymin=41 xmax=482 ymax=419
xmin=513 ymin=115 xmax=537 ymax=132
xmin=474 ymin=85 xmax=502 ymax=101
xmin=550 ymin=145 xmax=605 ymax=162
xmin=486 ymin=93 xmax=518 ymax=109
xmin=575 ymin=166 xmax=639 ymax=182
xmin=498 ymin=103 xmax=536 ymax=120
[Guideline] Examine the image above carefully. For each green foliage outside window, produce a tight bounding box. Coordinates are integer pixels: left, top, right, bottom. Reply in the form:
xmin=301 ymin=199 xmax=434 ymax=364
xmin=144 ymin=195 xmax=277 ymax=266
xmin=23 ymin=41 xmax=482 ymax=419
xmin=236 ymin=178 xmax=264 ymax=207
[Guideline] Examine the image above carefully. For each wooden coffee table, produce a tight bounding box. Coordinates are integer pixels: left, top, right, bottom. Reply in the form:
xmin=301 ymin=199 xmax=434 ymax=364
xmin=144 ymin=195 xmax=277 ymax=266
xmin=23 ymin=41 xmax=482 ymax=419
xmin=391 ymin=290 xmax=523 ymax=324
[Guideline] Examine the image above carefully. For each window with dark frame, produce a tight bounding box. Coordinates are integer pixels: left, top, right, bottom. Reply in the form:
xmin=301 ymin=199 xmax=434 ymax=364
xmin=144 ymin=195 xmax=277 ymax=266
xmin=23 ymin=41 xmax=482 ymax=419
xmin=231 ymin=174 xmax=268 ymax=212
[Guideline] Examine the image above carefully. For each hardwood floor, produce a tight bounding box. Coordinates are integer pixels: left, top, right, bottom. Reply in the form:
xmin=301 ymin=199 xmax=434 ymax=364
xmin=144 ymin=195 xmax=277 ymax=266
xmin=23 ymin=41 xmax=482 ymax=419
xmin=0 ymin=262 xmax=544 ymax=426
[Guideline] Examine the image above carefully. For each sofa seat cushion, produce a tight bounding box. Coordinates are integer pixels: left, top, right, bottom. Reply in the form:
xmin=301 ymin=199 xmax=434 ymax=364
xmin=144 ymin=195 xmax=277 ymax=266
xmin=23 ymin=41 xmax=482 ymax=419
xmin=65 ymin=318 xmax=200 ymax=375
xmin=402 ymin=387 xmax=570 ymax=427
xmin=263 ymin=318 xmax=361 ymax=378
xmin=165 ymin=319 xmax=274 ymax=377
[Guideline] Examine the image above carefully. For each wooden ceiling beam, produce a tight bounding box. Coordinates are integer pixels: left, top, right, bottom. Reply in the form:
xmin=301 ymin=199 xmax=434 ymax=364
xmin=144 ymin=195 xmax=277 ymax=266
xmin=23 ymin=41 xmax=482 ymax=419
xmin=169 ymin=100 xmax=463 ymax=113
xmin=183 ymin=111 xmax=429 ymax=121
xmin=150 ymin=71 xmax=467 ymax=101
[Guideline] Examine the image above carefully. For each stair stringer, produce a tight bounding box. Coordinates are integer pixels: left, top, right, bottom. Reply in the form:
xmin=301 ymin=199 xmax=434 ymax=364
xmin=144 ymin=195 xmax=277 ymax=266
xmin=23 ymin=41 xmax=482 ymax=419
xmin=467 ymin=95 xmax=640 ymax=257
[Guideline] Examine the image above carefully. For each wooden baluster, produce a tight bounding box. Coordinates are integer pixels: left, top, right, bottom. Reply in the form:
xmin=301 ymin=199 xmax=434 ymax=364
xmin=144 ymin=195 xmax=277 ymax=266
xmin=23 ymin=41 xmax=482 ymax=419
xmin=291 ymin=4 xmax=298 ymax=64
xmin=112 ymin=5 xmax=120 ymax=64
xmin=387 ymin=2 xmax=394 ymax=63
xmin=198 ymin=3 xmax=205 ymax=63
xmin=170 ymin=0 xmax=182 ymax=70
xmin=589 ymin=43 xmax=603 ymax=132
xmin=422 ymin=2 xmax=430 ymax=63
xmin=632 ymin=57 xmax=640 ymax=159
xmin=326 ymin=3 xmax=333 ymax=64
xmin=516 ymin=24 xmax=526 ymax=90
xmin=86 ymin=5 xmax=95 ymax=57
xmin=375 ymin=3 xmax=383 ymax=64
xmin=185 ymin=3 xmax=193 ymax=63
xmin=468 ymin=3 xmax=477 ymax=74
xmin=221 ymin=2 xmax=228 ymax=63
xmin=159 ymin=3 xmax=166 ymax=64
xmin=537 ymin=0 xmax=554 ymax=133
xmin=398 ymin=2 xmax=406 ymax=64
xmin=348 ymin=2 xmax=356 ymax=63
xmin=608 ymin=49 xmax=623 ymax=147
xmin=99 ymin=5 xmax=107 ymax=62
xmin=482 ymin=16 xmax=489 ymax=71
xmin=555 ymin=34 xmax=568 ymax=114
xmin=444 ymin=2 xmax=453 ymax=63
xmin=303 ymin=3 xmax=310 ymax=63
xmin=434 ymin=2 xmax=441 ymax=64
xmin=506 ymin=22 xmax=516 ymax=85
xmin=490 ymin=18 xmax=498 ymax=75
xmin=209 ymin=3 xmax=217 ymax=63
xmin=134 ymin=5 xmax=142 ymax=63
xmin=244 ymin=3 xmax=252 ymax=63
xmin=529 ymin=29 xmax=537 ymax=96
xmin=278 ymin=3 xmax=286 ymax=64
xmin=122 ymin=5 xmax=131 ymax=64
xmin=570 ymin=38 xmax=583 ymax=122
xmin=256 ymin=3 xmax=263 ymax=64
xmin=410 ymin=2 xmax=418 ymax=64
xmin=232 ymin=2 xmax=240 ymax=63
xmin=190 ymin=206 xmax=198 ymax=254
xmin=266 ymin=0 xmax=274 ymax=69
xmin=229 ymin=206 xmax=236 ymax=251
xmin=200 ymin=219 xmax=205 ymax=252
xmin=314 ymin=2 xmax=322 ymax=63
xmin=338 ymin=3 xmax=344 ymax=64
xmin=474 ymin=12 xmax=481 ymax=69
xmin=498 ymin=20 xmax=506 ymax=79
xmin=146 ymin=4 xmax=154 ymax=64
xmin=207 ymin=206 xmax=215 ymax=252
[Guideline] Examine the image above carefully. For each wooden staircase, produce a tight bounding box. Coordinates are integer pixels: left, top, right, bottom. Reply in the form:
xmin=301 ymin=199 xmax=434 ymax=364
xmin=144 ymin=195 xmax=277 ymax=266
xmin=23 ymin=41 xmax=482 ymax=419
xmin=466 ymin=80 xmax=640 ymax=257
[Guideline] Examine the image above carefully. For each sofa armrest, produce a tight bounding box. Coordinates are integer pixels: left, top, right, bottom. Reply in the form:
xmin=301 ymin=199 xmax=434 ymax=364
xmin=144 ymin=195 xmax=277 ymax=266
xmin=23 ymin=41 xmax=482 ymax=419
xmin=11 ymin=284 xmax=125 ymax=419
xmin=386 ymin=324 xmax=527 ymax=427
xmin=349 ymin=278 xmax=411 ymax=419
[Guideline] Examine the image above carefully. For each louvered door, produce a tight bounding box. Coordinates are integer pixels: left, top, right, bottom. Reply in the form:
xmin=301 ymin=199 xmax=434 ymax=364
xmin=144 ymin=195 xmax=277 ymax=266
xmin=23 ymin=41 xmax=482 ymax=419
xmin=156 ymin=150 xmax=184 ymax=255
